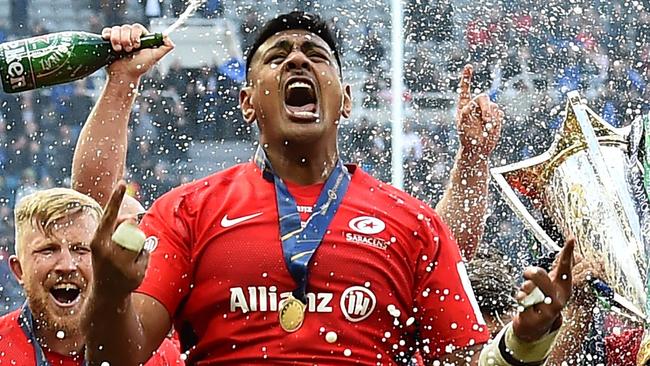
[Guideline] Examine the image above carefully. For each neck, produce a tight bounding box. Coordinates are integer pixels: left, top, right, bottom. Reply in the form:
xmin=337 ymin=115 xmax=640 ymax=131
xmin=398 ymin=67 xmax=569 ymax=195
xmin=264 ymin=143 xmax=339 ymax=185
xmin=33 ymin=319 xmax=84 ymax=358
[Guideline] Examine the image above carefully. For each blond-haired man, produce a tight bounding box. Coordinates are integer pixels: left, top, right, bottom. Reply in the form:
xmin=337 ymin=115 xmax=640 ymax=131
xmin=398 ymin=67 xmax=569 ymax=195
xmin=0 ymin=188 xmax=182 ymax=365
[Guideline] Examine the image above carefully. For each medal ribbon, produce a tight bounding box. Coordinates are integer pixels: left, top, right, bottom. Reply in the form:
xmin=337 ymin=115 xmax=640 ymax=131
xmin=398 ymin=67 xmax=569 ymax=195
xmin=18 ymin=302 xmax=87 ymax=366
xmin=255 ymin=147 xmax=350 ymax=303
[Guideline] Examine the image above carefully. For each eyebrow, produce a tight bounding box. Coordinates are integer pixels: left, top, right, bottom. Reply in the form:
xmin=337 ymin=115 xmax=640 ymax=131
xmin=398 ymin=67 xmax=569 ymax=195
xmin=301 ymin=41 xmax=331 ymax=55
xmin=263 ymin=39 xmax=292 ymax=58
xmin=262 ymin=39 xmax=333 ymax=59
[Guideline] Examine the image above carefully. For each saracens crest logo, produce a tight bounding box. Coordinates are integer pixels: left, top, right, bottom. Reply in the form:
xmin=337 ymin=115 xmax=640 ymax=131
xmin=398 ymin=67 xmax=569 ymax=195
xmin=348 ymin=216 xmax=386 ymax=235
xmin=346 ymin=216 xmax=391 ymax=250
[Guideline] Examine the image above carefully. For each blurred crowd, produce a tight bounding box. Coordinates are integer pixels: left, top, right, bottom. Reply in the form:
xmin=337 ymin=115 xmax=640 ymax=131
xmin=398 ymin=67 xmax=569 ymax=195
xmin=0 ymin=0 xmax=649 ymax=314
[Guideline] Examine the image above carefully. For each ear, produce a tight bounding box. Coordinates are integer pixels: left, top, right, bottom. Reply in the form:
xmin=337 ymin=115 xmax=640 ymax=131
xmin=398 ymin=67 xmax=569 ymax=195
xmin=8 ymin=255 xmax=24 ymax=285
xmin=341 ymin=84 xmax=352 ymax=119
xmin=239 ymin=86 xmax=257 ymax=124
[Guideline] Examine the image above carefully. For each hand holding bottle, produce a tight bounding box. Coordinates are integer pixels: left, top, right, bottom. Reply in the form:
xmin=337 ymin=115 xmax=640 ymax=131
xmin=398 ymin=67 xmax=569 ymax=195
xmin=101 ymin=23 xmax=175 ymax=83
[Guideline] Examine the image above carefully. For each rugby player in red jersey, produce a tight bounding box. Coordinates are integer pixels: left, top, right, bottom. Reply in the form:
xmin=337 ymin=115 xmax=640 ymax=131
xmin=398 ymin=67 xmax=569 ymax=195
xmin=0 ymin=189 xmax=183 ymax=366
xmin=0 ymin=24 xmax=183 ymax=366
xmin=81 ymin=13 xmax=574 ymax=365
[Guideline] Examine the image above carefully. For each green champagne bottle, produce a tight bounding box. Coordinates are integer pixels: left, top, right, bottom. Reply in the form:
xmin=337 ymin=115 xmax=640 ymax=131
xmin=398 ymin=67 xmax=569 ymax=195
xmin=0 ymin=31 xmax=164 ymax=93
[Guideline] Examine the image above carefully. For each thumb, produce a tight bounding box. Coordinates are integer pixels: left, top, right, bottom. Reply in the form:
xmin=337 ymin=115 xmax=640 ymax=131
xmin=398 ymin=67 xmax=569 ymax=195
xmin=151 ymin=35 xmax=175 ymax=62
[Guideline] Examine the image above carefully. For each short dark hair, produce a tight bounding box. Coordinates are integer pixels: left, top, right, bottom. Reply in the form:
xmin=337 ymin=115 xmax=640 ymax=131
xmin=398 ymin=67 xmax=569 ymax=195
xmin=467 ymin=249 xmax=517 ymax=317
xmin=245 ymin=11 xmax=342 ymax=78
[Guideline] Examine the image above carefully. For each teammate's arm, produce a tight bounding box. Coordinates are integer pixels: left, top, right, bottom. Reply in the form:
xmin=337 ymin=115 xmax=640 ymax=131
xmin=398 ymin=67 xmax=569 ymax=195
xmin=82 ymin=183 xmax=172 ymax=365
xmin=71 ymin=24 xmax=173 ymax=207
xmin=452 ymin=239 xmax=573 ymax=366
xmin=435 ymin=64 xmax=503 ymax=261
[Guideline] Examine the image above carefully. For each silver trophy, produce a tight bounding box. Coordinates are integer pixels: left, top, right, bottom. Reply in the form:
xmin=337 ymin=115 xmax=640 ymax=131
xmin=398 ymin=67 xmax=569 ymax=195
xmin=491 ymin=91 xmax=650 ymax=321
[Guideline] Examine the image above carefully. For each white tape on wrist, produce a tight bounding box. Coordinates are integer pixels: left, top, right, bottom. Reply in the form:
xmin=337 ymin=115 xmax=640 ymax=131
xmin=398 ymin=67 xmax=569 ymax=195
xmin=111 ymin=222 xmax=146 ymax=252
xmin=519 ymin=287 xmax=545 ymax=309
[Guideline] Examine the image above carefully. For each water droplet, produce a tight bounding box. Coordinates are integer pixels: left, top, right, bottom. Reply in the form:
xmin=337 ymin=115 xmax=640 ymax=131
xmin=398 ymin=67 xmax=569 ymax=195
xmin=56 ymin=330 xmax=65 ymax=339
xmin=264 ymin=90 xmax=270 ymax=95
xmin=387 ymin=304 xmax=401 ymax=318
xmin=325 ymin=331 xmax=338 ymax=343
xmin=343 ymin=348 xmax=352 ymax=357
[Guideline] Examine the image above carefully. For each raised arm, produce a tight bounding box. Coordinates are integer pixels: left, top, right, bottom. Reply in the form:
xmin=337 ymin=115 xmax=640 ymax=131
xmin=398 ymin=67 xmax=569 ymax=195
xmin=436 ymin=65 xmax=503 ymax=260
xmin=71 ymin=24 xmax=173 ymax=207
xmin=83 ymin=182 xmax=172 ymax=365
xmin=433 ymin=239 xmax=575 ymax=365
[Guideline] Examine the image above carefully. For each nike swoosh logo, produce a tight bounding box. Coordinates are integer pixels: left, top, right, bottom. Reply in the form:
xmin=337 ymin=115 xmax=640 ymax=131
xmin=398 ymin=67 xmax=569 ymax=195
xmin=221 ymin=212 xmax=263 ymax=227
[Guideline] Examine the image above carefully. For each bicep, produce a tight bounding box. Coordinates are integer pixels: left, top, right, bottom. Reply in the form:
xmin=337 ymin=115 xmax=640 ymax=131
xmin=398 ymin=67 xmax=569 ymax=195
xmin=132 ymin=292 xmax=173 ymax=361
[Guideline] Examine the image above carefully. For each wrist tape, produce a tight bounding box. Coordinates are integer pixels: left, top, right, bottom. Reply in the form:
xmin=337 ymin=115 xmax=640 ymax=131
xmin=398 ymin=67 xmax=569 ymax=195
xmin=479 ymin=322 xmax=559 ymax=366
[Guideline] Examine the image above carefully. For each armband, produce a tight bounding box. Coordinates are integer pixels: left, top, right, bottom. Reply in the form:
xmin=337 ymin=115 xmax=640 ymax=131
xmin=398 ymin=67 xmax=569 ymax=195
xmin=479 ymin=322 xmax=559 ymax=366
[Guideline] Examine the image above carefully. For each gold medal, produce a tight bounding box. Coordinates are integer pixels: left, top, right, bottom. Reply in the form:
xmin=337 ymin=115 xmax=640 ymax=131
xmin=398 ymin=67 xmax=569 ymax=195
xmin=279 ymin=295 xmax=306 ymax=332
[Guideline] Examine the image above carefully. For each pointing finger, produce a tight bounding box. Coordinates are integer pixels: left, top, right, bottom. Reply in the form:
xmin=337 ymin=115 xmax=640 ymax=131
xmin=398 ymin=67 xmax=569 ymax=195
xmin=100 ymin=181 xmax=127 ymax=234
xmin=553 ymin=237 xmax=575 ymax=285
xmin=457 ymin=64 xmax=473 ymax=111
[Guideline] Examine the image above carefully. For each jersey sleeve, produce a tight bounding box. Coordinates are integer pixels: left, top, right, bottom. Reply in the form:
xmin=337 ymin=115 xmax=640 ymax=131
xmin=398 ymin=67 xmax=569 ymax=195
xmin=135 ymin=190 xmax=193 ymax=317
xmin=143 ymin=337 xmax=185 ymax=366
xmin=413 ymin=210 xmax=490 ymax=360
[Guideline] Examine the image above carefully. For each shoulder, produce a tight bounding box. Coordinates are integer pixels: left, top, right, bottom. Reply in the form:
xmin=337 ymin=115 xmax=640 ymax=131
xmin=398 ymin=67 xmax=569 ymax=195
xmin=348 ymin=166 xmax=444 ymax=228
xmin=0 ymin=309 xmax=32 ymax=361
xmin=148 ymin=163 xmax=256 ymax=213
xmin=0 ymin=309 xmax=20 ymax=334
xmin=346 ymin=166 xmax=453 ymax=256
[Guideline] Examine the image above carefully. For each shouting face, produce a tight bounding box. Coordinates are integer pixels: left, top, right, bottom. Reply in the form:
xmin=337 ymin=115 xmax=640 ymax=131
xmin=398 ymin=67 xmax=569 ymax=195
xmin=10 ymin=211 xmax=96 ymax=335
xmin=241 ymin=29 xmax=352 ymax=149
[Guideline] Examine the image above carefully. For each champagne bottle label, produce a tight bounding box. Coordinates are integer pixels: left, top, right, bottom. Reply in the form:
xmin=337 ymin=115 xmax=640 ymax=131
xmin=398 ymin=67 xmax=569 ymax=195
xmin=0 ymin=32 xmax=79 ymax=93
xmin=0 ymin=38 xmax=36 ymax=92
xmin=28 ymin=33 xmax=75 ymax=77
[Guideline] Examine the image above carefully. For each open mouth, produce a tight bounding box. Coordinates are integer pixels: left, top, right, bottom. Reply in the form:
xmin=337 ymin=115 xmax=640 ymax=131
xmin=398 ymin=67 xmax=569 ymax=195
xmin=284 ymin=78 xmax=319 ymax=121
xmin=49 ymin=283 xmax=81 ymax=307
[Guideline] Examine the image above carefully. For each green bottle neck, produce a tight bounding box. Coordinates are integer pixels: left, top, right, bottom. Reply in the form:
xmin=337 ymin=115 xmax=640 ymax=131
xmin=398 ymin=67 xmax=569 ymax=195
xmin=139 ymin=33 xmax=164 ymax=49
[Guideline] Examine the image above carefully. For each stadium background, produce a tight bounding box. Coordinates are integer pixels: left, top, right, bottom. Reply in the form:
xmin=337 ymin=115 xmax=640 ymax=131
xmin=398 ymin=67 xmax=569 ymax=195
xmin=0 ymin=0 xmax=647 ymax=314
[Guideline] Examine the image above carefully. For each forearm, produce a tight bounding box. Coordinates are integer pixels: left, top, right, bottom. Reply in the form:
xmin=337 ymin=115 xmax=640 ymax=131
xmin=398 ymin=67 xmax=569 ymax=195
xmin=82 ymin=291 xmax=150 ymax=366
xmin=72 ymin=76 xmax=139 ymax=207
xmin=544 ymin=295 xmax=595 ymax=365
xmin=436 ymin=148 xmax=490 ymax=260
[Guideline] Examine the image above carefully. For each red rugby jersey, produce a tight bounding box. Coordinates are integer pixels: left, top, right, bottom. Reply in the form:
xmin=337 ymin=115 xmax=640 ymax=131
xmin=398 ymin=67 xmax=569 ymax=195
xmin=0 ymin=309 xmax=184 ymax=365
xmin=137 ymin=162 xmax=489 ymax=365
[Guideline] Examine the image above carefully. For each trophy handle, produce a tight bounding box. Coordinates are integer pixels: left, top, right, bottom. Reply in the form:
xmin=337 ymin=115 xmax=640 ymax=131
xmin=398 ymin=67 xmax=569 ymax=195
xmin=491 ymin=164 xmax=562 ymax=252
